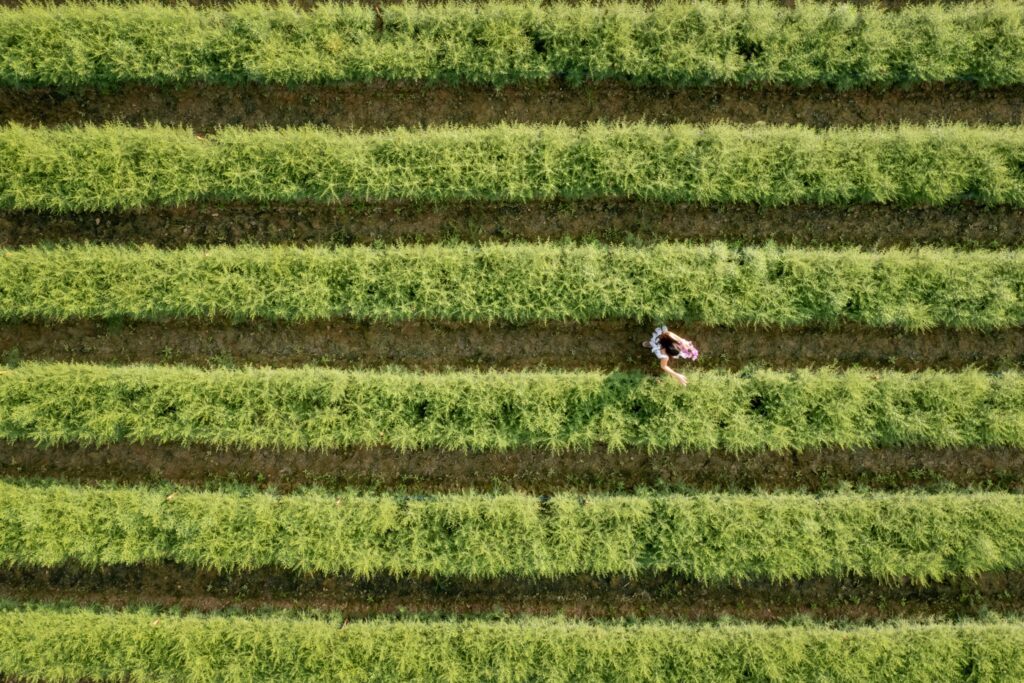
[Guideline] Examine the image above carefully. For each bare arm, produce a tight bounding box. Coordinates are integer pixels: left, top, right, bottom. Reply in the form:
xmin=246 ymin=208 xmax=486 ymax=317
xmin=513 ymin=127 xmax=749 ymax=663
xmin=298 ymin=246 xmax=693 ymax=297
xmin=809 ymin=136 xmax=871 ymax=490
xmin=659 ymin=358 xmax=688 ymax=386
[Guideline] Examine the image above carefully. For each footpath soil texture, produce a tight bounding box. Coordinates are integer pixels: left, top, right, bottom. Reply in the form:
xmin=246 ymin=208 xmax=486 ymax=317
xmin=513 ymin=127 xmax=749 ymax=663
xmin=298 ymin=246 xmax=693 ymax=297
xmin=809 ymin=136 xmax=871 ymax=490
xmin=4 ymin=202 xmax=1024 ymax=248
xmin=3 ymin=442 xmax=1021 ymax=494
xmin=2 ymin=563 xmax=1022 ymax=623
xmin=3 ymin=83 xmax=1023 ymax=132
xmin=3 ymin=320 xmax=1023 ymax=372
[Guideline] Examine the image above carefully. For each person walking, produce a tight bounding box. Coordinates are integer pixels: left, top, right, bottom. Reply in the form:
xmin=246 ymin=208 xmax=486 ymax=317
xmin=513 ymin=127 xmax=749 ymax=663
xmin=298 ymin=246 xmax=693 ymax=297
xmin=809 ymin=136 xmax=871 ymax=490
xmin=643 ymin=326 xmax=698 ymax=386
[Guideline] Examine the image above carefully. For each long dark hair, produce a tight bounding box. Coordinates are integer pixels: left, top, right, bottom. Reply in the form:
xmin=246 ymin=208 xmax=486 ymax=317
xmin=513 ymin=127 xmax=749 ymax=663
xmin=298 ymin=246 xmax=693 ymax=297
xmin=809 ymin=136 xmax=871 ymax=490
xmin=657 ymin=332 xmax=681 ymax=357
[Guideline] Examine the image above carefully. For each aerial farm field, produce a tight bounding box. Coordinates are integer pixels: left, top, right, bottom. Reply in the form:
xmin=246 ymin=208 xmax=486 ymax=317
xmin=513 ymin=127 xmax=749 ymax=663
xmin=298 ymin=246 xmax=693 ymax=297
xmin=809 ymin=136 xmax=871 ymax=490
xmin=4 ymin=1 xmax=1024 ymax=681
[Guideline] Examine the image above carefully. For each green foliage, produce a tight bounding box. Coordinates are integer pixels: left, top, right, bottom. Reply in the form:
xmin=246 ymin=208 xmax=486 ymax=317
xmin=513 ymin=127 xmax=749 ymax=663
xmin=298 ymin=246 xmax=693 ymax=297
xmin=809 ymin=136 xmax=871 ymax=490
xmin=5 ymin=122 xmax=1024 ymax=210
xmin=1 ymin=363 xmax=1023 ymax=453
xmin=2 ymin=242 xmax=1024 ymax=330
xmin=4 ymin=480 xmax=1024 ymax=581
xmin=3 ymin=1 xmax=1024 ymax=89
xmin=4 ymin=609 xmax=1024 ymax=683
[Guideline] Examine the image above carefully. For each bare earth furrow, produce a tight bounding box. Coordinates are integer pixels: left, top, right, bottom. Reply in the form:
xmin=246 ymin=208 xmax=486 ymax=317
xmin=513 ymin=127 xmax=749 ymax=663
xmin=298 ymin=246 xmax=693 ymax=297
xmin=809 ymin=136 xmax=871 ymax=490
xmin=2 ymin=563 xmax=1022 ymax=623
xmin=2 ymin=83 xmax=1022 ymax=132
xmin=3 ymin=320 xmax=1021 ymax=372
xmin=3 ymin=442 xmax=1020 ymax=493
xmin=3 ymin=202 xmax=1021 ymax=248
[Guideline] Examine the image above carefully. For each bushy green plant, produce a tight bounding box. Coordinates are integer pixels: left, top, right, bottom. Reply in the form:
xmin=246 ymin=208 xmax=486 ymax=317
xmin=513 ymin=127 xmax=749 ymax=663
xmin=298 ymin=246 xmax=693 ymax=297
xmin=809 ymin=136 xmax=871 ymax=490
xmin=4 ymin=481 xmax=1024 ymax=581
xmin=1 ymin=363 xmax=1023 ymax=453
xmin=2 ymin=1 xmax=1024 ymax=89
xmin=4 ymin=122 xmax=1024 ymax=211
xmin=2 ymin=242 xmax=1022 ymax=330
xmin=4 ymin=607 xmax=1024 ymax=682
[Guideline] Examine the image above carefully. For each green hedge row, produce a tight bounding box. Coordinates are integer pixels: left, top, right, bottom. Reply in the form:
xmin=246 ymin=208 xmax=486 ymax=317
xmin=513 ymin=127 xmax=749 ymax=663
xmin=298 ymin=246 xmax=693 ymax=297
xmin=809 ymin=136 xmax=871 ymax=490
xmin=3 ymin=2 xmax=1024 ymax=88
xmin=3 ymin=608 xmax=1024 ymax=683
xmin=4 ymin=481 xmax=1024 ymax=580
xmin=2 ymin=363 xmax=1022 ymax=453
xmin=5 ymin=123 xmax=1024 ymax=211
xmin=4 ymin=243 xmax=1023 ymax=330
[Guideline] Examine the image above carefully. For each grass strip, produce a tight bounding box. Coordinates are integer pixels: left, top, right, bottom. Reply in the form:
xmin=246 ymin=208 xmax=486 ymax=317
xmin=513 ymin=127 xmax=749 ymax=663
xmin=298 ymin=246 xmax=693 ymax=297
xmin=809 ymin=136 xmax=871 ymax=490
xmin=3 ymin=2 xmax=1024 ymax=89
xmin=7 ymin=122 xmax=1024 ymax=211
xmin=3 ymin=610 xmax=1024 ymax=683
xmin=4 ymin=481 xmax=1024 ymax=580
xmin=3 ymin=243 xmax=1024 ymax=330
xmin=4 ymin=608 xmax=1024 ymax=683
xmin=1 ymin=363 xmax=1023 ymax=453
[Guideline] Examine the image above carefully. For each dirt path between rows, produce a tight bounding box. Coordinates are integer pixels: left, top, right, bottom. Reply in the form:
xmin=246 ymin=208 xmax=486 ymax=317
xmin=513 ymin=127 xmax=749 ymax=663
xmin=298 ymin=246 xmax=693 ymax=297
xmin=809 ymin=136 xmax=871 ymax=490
xmin=4 ymin=201 xmax=1021 ymax=248
xmin=4 ymin=82 xmax=1021 ymax=132
xmin=2 ymin=563 xmax=1021 ymax=623
xmin=3 ymin=441 xmax=1020 ymax=493
xmin=4 ymin=319 xmax=1022 ymax=372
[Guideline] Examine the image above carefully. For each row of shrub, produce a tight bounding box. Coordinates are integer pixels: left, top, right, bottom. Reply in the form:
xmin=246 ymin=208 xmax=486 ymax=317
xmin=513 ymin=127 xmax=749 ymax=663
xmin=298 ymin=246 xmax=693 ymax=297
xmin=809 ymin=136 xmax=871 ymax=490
xmin=3 ymin=607 xmax=1024 ymax=682
xmin=3 ymin=1 xmax=1024 ymax=88
xmin=6 ymin=123 xmax=1024 ymax=210
xmin=4 ymin=242 xmax=1023 ymax=329
xmin=4 ymin=480 xmax=1024 ymax=581
xmin=2 ymin=363 xmax=1022 ymax=453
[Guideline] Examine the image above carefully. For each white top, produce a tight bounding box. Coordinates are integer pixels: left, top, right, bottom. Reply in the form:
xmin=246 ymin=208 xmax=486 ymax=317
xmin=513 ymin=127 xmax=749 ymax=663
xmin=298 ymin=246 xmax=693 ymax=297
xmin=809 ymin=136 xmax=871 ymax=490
xmin=650 ymin=327 xmax=699 ymax=362
xmin=650 ymin=326 xmax=670 ymax=360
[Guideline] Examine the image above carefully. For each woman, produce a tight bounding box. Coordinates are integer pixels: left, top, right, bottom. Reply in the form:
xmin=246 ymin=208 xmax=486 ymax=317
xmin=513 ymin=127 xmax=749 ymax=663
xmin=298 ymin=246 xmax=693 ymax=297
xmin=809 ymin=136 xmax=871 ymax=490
xmin=642 ymin=326 xmax=698 ymax=386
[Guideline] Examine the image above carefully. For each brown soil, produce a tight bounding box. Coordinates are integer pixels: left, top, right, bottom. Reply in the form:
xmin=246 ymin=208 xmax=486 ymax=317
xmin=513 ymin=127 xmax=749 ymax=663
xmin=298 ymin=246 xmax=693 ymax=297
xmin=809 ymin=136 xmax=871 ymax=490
xmin=2 ymin=563 xmax=1022 ymax=623
xmin=3 ymin=82 xmax=1022 ymax=132
xmin=3 ymin=201 xmax=1023 ymax=248
xmin=3 ymin=319 xmax=1022 ymax=372
xmin=3 ymin=441 xmax=1021 ymax=493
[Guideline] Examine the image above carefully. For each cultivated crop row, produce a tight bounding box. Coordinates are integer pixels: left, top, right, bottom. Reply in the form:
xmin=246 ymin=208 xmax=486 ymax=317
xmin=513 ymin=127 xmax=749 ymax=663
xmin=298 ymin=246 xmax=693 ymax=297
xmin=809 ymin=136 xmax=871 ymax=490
xmin=8 ymin=122 xmax=1024 ymax=211
xmin=3 ymin=243 xmax=1022 ymax=329
xmin=2 ymin=363 xmax=1023 ymax=453
xmin=3 ymin=607 xmax=1024 ymax=682
xmin=3 ymin=2 xmax=1024 ymax=89
xmin=4 ymin=481 xmax=1024 ymax=581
